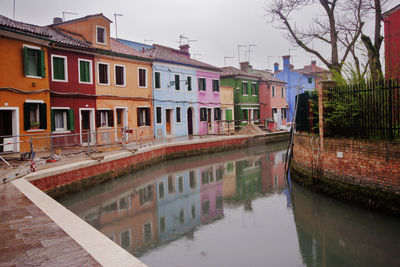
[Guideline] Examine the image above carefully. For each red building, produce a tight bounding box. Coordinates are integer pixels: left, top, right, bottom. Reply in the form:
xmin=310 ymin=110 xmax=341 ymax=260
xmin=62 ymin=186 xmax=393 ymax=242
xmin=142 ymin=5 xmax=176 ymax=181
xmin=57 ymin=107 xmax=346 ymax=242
xmin=383 ymin=4 xmax=400 ymax=81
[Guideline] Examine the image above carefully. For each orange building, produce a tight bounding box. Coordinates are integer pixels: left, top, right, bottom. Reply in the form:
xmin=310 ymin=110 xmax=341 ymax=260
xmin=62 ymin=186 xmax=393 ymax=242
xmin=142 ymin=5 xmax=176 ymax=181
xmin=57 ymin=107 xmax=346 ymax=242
xmin=0 ymin=15 xmax=51 ymax=153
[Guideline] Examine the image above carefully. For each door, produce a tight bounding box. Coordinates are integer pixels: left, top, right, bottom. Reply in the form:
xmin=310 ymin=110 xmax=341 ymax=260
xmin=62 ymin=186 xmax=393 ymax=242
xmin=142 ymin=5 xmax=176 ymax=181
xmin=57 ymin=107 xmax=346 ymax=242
xmin=0 ymin=110 xmax=12 ymax=152
xmin=81 ymin=110 xmax=90 ymax=143
xmin=187 ymin=108 xmax=193 ymax=135
xmin=166 ymin=109 xmax=171 ymax=135
xmin=207 ymin=108 xmax=212 ymax=132
xmin=116 ymin=108 xmax=127 ymax=141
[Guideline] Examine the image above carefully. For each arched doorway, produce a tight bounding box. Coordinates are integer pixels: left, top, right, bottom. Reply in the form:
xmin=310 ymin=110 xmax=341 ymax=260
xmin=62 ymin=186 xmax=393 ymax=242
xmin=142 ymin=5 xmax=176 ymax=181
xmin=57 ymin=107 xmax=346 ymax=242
xmin=187 ymin=107 xmax=193 ymax=135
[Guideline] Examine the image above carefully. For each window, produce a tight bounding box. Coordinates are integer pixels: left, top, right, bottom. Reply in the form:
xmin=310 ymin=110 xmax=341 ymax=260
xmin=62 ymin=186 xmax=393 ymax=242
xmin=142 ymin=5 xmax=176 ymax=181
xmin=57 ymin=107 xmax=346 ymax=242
xmin=214 ymin=107 xmax=221 ymax=121
xmin=96 ymin=110 xmax=114 ymax=127
xmin=178 ymin=176 xmax=183 ymax=192
xmin=198 ymin=78 xmax=206 ymax=91
xmin=51 ymin=108 xmax=74 ymax=132
xmin=179 ymin=209 xmax=184 ymax=225
xmin=176 ymin=107 xmax=181 ymax=123
xmin=175 ymin=74 xmax=180 ymax=90
xmin=120 ymin=230 xmax=130 ymax=249
xmin=242 ymin=82 xmax=248 ymax=95
xmin=308 ymin=77 xmax=313 ymax=84
xmin=272 ymin=86 xmax=275 ymax=97
xmin=168 ymin=175 xmax=175 ymax=194
xmin=78 ymin=59 xmax=92 ymax=84
xmin=187 ymin=76 xmax=192 ymax=91
xmin=216 ymin=196 xmax=223 ymax=210
xmin=23 ymin=45 xmax=45 ymax=78
xmin=281 ymin=87 xmax=285 ymax=98
xmin=119 ymin=197 xmax=130 ymax=210
xmin=23 ymin=102 xmax=47 ymax=130
xmin=138 ymin=68 xmax=147 ymax=87
xmin=143 ymin=223 xmax=152 ymax=242
xmin=281 ymin=108 xmax=287 ymax=119
xmin=200 ymin=108 xmax=207 ymax=121
xmin=115 ymin=65 xmax=125 ymax=86
xmin=189 ymin=171 xmax=196 ymax=189
xmin=51 ymin=55 xmax=67 ymax=81
xmin=202 ymin=199 xmax=210 ymax=215
xmin=154 ymin=71 xmax=161 ymax=89
xmin=139 ymin=185 xmax=153 ymax=205
xmin=191 ymin=205 xmax=196 ymax=219
xmin=96 ymin=26 xmax=106 ymax=45
xmin=137 ymin=107 xmax=151 ymax=126
xmin=160 ymin=217 xmax=166 ymax=233
xmin=156 ymin=107 xmax=162 ymax=124
xmin=159 ymin=182 xmax=164 ymax=198
xmin=98 ymin=62 xmax=109 ymax=85
xmin=242 ymin=109 xmax=248 ymax=120
xmin=272 ymin=108 xmax=277 ymax=116
xmin=253 ymin=109 xmax=259 ymax=120
xmin=212 ymin=79 xmax=220 ymax=92
xmin=252 ymin=83 xmax=257 ymax=96
xmin=225 ymin=109 xmax=232 ymax=121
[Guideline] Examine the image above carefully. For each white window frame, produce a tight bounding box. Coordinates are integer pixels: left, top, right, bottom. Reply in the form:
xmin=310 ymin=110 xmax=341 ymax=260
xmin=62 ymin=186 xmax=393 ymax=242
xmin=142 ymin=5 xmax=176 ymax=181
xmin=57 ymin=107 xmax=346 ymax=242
xmin=97 ymin=62 xmax=110 ymax=85
xmin=198 ymin=77 xmax=206 ymax=91
xmin=78 ymin=58 xmax=93 ymax=84
xmin=51 ymin=107 xmax=70 ymax=133
xmin=242 ymin=81 xmax=248 ymax=96
xmin=23 ymin=44 xmax=43 ymax=79
xmin=281 ymin=86 xmax=285 ymax=98
xmin=51 ymin=54 xmax=68 ymax=82
xmin=212 ymin=79 xmax=220 ymax=93
xmin=96 ymin=26 xmax=107 ymax=45
xmin=137 ymin=106 xmax=151 ymax=127
xmin=114 ymin=64 xmax=126 ymax=87
xmin=154 ymin=71 xmax=161 ymax=89
xmin=251 ymin=82 xmax=257 ymax=96
xmin=176 ymin=106 xmax=182 ymax=124
xmin=155 ymin=106 xmax=163 ymax=125
xmin=272 ymin=85 xmax=276 ymax=97
xmin=97 ymin=108 xmax=112 ymax=128
xmin=138 ymin=67 xmax=148 ymax=88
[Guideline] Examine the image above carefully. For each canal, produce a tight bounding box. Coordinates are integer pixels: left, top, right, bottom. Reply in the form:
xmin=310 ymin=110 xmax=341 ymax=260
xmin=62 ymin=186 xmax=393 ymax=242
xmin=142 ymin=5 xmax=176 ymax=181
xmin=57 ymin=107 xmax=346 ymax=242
xmin=59 ymin=142 xmax=400 ymax=267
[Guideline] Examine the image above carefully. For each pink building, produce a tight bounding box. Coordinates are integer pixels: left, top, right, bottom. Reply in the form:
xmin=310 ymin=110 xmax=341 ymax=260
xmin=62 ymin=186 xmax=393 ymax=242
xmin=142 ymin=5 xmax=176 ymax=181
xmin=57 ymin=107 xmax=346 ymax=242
xmin=197 ymin=70 xmax=221 ymax=135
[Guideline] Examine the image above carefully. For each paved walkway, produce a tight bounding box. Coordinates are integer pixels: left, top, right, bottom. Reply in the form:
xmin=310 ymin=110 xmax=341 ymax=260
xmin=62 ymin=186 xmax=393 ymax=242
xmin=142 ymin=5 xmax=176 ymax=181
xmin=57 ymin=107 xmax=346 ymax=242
xmin=0 ymin=182 xmax=100 ymax=266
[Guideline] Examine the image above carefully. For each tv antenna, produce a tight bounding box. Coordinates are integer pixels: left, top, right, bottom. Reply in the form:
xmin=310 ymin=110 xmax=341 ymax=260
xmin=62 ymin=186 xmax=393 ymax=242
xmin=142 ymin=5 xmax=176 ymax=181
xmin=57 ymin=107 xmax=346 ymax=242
xmin=193 ymin=53 xmax=202 ymax=60
xmin=177 ymin=34 xmax=189 ymax=45
xmin=238 ymin=45 xmax=246 ymax=64
xmin=62 ymin=11 xmax=78 ymax=21
xmin=224 ymin=56 xmax=234 ymax=67
xmin=247 ymin=44 xmax=257 ymax=63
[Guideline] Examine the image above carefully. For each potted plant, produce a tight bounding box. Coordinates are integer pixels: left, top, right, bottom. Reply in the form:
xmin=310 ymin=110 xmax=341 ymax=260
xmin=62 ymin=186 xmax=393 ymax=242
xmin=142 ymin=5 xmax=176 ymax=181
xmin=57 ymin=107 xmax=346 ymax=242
xmin=30 ymin=120 xmax=40 ymax=129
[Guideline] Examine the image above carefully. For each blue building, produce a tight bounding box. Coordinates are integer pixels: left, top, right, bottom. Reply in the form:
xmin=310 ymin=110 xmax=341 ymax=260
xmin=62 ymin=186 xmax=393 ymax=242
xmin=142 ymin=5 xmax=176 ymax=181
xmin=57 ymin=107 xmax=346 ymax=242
xmin=156 ymin=169 xmax=201 ymax=242
xmin=274 ymin=55 xmax=316 ymax=122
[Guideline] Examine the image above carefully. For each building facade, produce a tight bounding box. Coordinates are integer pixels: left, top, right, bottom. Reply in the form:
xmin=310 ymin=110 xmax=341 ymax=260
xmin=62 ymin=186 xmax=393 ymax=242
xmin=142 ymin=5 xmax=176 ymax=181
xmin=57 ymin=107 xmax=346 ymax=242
xmin=383 ymin=4 xmax=400 ymax=81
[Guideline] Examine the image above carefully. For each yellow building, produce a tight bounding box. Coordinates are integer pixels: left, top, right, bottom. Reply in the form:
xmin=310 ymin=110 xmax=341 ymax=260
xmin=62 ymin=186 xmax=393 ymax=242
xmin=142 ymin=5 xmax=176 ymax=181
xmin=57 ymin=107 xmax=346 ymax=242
xmin=220 ymin=85 xmax=235 ymax=133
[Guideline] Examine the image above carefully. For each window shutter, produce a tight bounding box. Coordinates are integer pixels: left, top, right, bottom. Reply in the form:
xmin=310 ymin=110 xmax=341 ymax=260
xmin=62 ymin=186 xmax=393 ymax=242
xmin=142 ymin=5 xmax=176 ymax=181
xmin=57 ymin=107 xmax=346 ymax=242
xmin=67 ymin=109 xmax=75 ymax=131
xmin=137 ymin=109 xmax=141 ymax=127
xmin=23 ymin=102 xmax=30 ymax=130
xmin=95 ymin=110 xmax=101 ymax=127
xmin=108 ymin=110 xmax=114 ymax=127
xmin=23 ymin=47 xmax=29 ymax=76
xmin=51 ymin=109 xmax=55 ymax=131
xmin=145 ymin=108 xmax=150 ymax=126
xmin=39 ymin=103 xmax=47 ymax=129
xmin=198 ymin=79 xmax=201 ymax=91
xmin=40 ymin=50 xmax=45 ymax=78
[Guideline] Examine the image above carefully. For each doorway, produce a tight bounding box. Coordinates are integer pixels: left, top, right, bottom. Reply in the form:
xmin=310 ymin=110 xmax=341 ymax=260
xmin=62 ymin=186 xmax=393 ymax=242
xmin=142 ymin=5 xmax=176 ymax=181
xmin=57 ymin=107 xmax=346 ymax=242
xmin=80 ymin=108 xmax=95 ymax=145
xmin=166 ymin=109 xmax=172 ymax=135
xmin=0 ymin=108 xmax=18 ymax=152
xmin=187 ymin=107 xmax=193 ymax=135
xmin=116 ymin=107 xmax=127 ymax=141
xmin=207 ymin=108 xmax=212 ymax=132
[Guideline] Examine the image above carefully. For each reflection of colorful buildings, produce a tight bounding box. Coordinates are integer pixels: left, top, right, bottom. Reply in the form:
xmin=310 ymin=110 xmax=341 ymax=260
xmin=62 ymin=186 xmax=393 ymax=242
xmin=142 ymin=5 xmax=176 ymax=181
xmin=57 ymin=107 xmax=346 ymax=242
xmin=200 ymin=164 xmax=224 ymax=223
xmin=155 ymin=169 xmax=201 ymax=242
xmin=222 ymin=161 xmax=237 ymax=197
xmin=261 ymin=150 xmax=286 ymax=192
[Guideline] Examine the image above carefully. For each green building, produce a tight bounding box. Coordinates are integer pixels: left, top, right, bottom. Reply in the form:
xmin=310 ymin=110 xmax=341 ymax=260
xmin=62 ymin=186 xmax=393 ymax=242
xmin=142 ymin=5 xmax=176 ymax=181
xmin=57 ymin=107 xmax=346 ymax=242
xmin=220 ymin=63 xmax=260 ymax=125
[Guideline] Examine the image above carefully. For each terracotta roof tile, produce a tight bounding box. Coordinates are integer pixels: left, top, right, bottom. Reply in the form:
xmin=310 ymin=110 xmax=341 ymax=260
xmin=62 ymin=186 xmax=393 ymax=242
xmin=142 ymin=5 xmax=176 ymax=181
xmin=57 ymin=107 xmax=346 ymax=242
xmin=111 ymin=38 xmax=150 ymax=59
xmin=220 ymin=66 xmax=261 ymax=79
xmin=144 ymin=44 xmax=220 ymax=72
xmin=49 ymin=13 xmax=112 ymax=26
xmin=0 ymin=14 xmax=51 ymax=37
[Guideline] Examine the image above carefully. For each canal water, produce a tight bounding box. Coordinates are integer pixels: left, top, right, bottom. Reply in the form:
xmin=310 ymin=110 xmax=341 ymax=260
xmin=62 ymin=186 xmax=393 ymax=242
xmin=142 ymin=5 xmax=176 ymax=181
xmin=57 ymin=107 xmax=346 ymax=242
xmin=59 ymin=142 xmax=400 ymax=267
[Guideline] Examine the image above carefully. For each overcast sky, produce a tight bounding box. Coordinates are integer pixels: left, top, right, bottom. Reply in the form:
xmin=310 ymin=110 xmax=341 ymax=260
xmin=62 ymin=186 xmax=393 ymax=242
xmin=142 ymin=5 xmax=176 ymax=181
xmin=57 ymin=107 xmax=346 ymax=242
xmin=0 ymin=0 xmax=397 ymax=71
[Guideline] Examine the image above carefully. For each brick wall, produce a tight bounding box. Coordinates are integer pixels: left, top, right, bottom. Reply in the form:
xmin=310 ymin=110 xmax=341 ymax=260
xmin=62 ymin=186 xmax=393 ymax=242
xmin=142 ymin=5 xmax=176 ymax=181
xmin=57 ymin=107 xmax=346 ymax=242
xmin=293 ymin=133 xmax=400 ymax=195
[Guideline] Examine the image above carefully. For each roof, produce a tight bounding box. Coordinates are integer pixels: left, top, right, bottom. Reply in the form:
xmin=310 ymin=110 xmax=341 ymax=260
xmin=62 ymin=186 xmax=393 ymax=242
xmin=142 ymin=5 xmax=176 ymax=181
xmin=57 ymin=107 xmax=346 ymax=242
xmin=49 ymin=13 xmax=112 ymax=26
xmin=117 ymin=38 xmax=154 ymax=52
xmin=250 ymin=69 xmax=286 ymax=84
xmin=0 ymin=14 xmax=51 ymax=37
xmin=220 ymin=66 xmax=261 ymax=80
xmin=295 ymin=64 xmax=330 ymax=76
xmin=144 ymin=44 xmax=221 ymax=72
xmin=383 ymin=4 xmax=400 ymax=18
xmin=110 ymin=38 xmax=150 ymax=59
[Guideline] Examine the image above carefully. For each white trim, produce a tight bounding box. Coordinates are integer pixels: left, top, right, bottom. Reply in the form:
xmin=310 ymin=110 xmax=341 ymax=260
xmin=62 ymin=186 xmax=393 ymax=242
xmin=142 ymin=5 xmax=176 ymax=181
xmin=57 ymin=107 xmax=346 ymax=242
xmin=96 ymin=108 xmax=112 ymax=110
xmin=25 ymin=99 xmax=44 ymax=103
xmin=114 ymin=64 xmax=126 ymax=87
xmin=95 ymin=26 xmax=107 ymax=45
xmin=212 ymin=79 xmax=220 ymax=93
xmin=97 ymin=62 xmax=110 ymax=85
xmin=79 ymin=108 xmax=95 ymax=145
xmin=23 ymin=44 xmax=40 ymax=50
xmin=51 ymin=106 xmax=70 ymax=110
xmin=78 ymin=58 xmax=93 ymax=84
xmin=23 ymin=44 xmax=43 ymax=79
xmin=51 ymin=54 xmax=68 ymax=82
xmin=251 ymin=82 xmax=257 ymax=96
xmin=0 ymin=107 xmax=20 ymax=152
xmin=138 ymin=67 xmax=148 ymax=88
xmin=155 ymin=106 xmax=163 ymax=125
xmin=154 ymin=71 xmax=161 ymax=89
xmin=53 ymin=109 xmax=68 ymax=132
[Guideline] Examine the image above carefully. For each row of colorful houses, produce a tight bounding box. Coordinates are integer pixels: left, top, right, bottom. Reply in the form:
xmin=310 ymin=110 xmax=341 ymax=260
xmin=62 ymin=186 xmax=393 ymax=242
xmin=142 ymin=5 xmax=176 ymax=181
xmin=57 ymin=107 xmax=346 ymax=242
xmin=0 ymin=13 xmax=328 ymax=153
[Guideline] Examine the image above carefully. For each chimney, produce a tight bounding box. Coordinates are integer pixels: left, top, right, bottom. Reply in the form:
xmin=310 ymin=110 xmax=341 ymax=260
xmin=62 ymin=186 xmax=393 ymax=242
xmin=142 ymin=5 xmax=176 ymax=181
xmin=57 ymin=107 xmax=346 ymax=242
xmin=282 ymin=55 xmax=290 ymax=71
xmin=240 ymin=61 xmax=250 ymax=72
xmin=53 ymin=17 xmax=63 ymax=24
xmin=311 ymin=60 xmax=317 ymax=72
xmin=274 ymin=63 xmax=279 ymax=73
xmin=179 ymin=44 xmax=190 ymax=58
xmin=289 ymin=64 xmax=294 ymax=70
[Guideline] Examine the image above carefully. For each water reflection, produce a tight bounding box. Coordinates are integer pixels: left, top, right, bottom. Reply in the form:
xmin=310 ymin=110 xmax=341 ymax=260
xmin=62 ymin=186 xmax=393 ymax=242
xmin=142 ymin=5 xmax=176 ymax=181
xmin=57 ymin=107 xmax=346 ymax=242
xmin=60 ymin=142 xmax=400 ymax=267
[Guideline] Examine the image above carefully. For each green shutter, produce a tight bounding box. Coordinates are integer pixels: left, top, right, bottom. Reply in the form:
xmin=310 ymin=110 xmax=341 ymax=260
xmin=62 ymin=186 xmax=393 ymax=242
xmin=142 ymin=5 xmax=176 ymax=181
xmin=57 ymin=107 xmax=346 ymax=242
xmin=80 ymin=61 xmax=89 ymax=82
xmin=226 ymin=110 xmax=232 ymax=121
xmin=51 ymin=109 xmax=55 ymax=131
xmin=53 ymin=57 xmax=65 ymax=80
xmin=23 ymin=47 xmax=29 ymax=76
xmin=40 ymin=50 xmax=45 ymax=78
xmin=39 ymin=103 xmax=47 ymax=129
xmin=67 ymin=109 xmax=74 ymax=131
xmin=23 ymin=102 xmax=30 ymax=130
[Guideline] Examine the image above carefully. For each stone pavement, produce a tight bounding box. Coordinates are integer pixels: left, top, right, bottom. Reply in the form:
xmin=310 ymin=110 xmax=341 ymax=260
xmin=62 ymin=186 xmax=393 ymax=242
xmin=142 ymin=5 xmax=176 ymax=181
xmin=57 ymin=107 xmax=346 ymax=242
xmin=0 ymin=182 xmax=100 ymax=267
